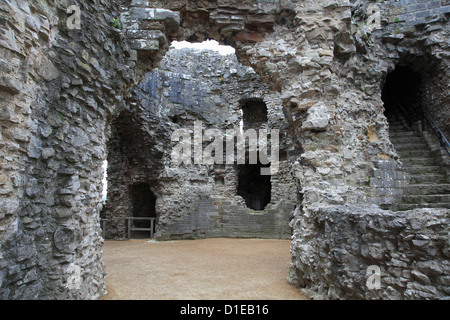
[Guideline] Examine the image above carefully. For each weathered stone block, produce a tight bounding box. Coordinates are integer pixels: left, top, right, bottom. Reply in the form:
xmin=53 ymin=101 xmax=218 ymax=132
xmin=129 ymin=39 xmax=160 ymax=51
xmin=53 ymin=226 xmax=81 ymax=254
xmin=302 ymin=102 xmax=330 ymax=131
xmin=0 ymin=76 xmax=22 ymax=95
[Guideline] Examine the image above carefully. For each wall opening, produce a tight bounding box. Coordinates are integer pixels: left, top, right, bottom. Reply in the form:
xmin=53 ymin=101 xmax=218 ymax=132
xmin=240 ymin=98 xmax=268 ymax=128
xmin=102 ymin=160 xmax=108 ymax=203
xmin=129 ymin=183 xmax=157 ymax=238
xmin=237 ymin=162 xmax=271 ymax=210
xmin=170 ymin=40 xmax=235 ymax=55
xmin=382 ymin=65 xmax=422 ymax=124
xmin=237 ymin=98 xmax=271 ymax=210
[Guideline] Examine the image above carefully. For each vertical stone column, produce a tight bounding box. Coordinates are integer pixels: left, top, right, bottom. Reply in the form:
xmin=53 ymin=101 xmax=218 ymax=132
xmin=0 ymin=0 xmax=138 ymax=299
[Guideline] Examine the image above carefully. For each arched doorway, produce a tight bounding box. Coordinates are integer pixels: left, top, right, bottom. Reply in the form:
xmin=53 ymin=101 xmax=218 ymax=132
xmin=382 ymin=65 xmax=422 ymax=126
xmin=129 ymin=183 xmax=157 ymax=238
xmin=381 ymin=62 xmax=450 ymax=210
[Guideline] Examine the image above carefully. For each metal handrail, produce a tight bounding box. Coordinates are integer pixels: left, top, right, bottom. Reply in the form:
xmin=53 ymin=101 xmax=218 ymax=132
xmin=393 ymin=97 xmax=449 ymax=157
xmin=416 ymin=102 xmax=450 ymax=156
xmin=392 ymin=99 xmax=414 ymax=128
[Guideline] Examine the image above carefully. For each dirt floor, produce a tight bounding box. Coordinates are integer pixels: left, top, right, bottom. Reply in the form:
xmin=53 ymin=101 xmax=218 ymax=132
xmin=101 ymin=238 xmax=307 ymax=300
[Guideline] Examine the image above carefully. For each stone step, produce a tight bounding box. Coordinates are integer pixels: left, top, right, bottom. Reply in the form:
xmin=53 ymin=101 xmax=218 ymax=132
xmin=388 ymin=121 xmax=406 ymax=127
xmin=406 ymin=184 xmax=450 ymax=195
xmin=389 ymin=131 xmax=418 ymax=138
xmin=397 ymin=149 xmax=434 ymax=158
xmin=401 ymin=194 xmax=450 ymax=204
xmin=389 ymin=127 xmax=408 ymax=133
xmin=394 ymin=142 xmax=429 ymax=150
xmin=387 ymin=122 xmax=450 ymax=210
xmin=388 ymin=124 xmax=411 ymax=130
xmin=402 ymin=157 xmax=440 ymax=166
xmin=390 ymin=136 xmax=424 ymax=144
xmin=406 ymin=165 xmax=443 ymax=175
xmin=409 ymin=174 xmax=446 ymax=184
xmin=394 ymin=202 xmax=450 ymax=211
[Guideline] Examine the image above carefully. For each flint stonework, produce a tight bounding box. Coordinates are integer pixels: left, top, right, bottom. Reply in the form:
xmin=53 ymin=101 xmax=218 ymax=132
xmin=0 ymin=0 xmax=448 ymax=300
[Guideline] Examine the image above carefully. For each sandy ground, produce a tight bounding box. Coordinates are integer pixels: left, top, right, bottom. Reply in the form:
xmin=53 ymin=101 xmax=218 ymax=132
xmin=101 ymin=238 xmax=307 ymax=300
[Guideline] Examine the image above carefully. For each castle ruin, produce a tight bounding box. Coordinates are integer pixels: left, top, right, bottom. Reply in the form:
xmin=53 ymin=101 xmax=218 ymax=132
xmin=0 ymin=0 xmax=449 ymax=299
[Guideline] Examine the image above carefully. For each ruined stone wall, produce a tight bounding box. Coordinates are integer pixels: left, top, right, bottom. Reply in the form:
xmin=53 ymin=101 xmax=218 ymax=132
xmin=0 ymin=0 xmax=141 ymax=299
xmin=286 ymin=0 xmax=450 ymax=299
xmin=103 ymin=48 xmax=296 ymax=240
xmin=288 ymin=205 xmax=449 ymax=300
xmin=0 ymin=0 xmax=448 ymax=300
xmin=113 ymin=0 xmax=449 ymax=299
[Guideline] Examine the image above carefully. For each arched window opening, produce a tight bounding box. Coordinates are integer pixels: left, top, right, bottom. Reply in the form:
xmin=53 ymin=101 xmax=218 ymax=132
xmin=237 ymin=161 xmax=271 ymax=211
xmin=240 ymin=98 xmax=268 ymax=128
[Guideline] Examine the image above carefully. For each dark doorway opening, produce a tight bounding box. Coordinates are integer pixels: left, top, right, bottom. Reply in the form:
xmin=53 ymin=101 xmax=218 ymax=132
xmin=237 ymin=162 xmax=271 ymax=210
xmin=129 ymin=183 xmax=157 ymax=238
xmin=240 ymin=98 xmax=268 ymax=128
xmin=382 ymin=65 xmax=422 ymax=124
xmin=237 ymin=98 xmax=271 ymax=210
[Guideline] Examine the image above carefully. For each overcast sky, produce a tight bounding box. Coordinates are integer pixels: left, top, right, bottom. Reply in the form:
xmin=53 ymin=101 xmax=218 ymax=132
xmin=170 ymin=40 xmax=235 ymax=55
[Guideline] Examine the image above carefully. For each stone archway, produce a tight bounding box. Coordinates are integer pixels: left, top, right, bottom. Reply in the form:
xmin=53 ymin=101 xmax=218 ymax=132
xmin=101 ymin=40 xmax=296 ymax=241
xmin=129 ymin=182 xmax=157 ymax=238
xmin=102 ymin=105 xmax=167 ymax=240
xmin=381 ymin=54 xmax=446 ymax=133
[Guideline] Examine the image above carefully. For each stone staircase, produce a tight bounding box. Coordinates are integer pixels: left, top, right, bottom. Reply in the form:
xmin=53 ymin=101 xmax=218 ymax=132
xmin=387 ymin=118 xmax=450 ymax=211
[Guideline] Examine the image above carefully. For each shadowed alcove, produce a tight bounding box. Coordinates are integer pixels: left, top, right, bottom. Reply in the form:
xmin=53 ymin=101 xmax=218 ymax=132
xmin=237 ymin=97 xmax=272 ymax=210
xmin=382 ymin=65 xmax=423 ymax=124
xmin=237 ymin=163 xmax=271 ymax=210
xmin=129 ymin=183 xmax=157 ymax=238
xmin=240 ymin=98 xmax=268 ymax=128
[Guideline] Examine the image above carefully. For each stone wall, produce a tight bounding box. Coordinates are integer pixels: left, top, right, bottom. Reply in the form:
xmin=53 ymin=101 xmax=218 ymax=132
xmin=102 ymin=47 xmax=296 ymax=240
xmin=288 ymin=205 xmax=449 ymax=300
xmin=0 ymin=0 xmax=140 ymax=299
xmin=161 ymin=195 xmax=294 ymax=240
xmin=0 ymin=0 xmax=448 ymax=300
xmin=385 ymin=0 xmax=450 ymax=27
xmin=285 ymin=0 xmax=450 ymax=299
